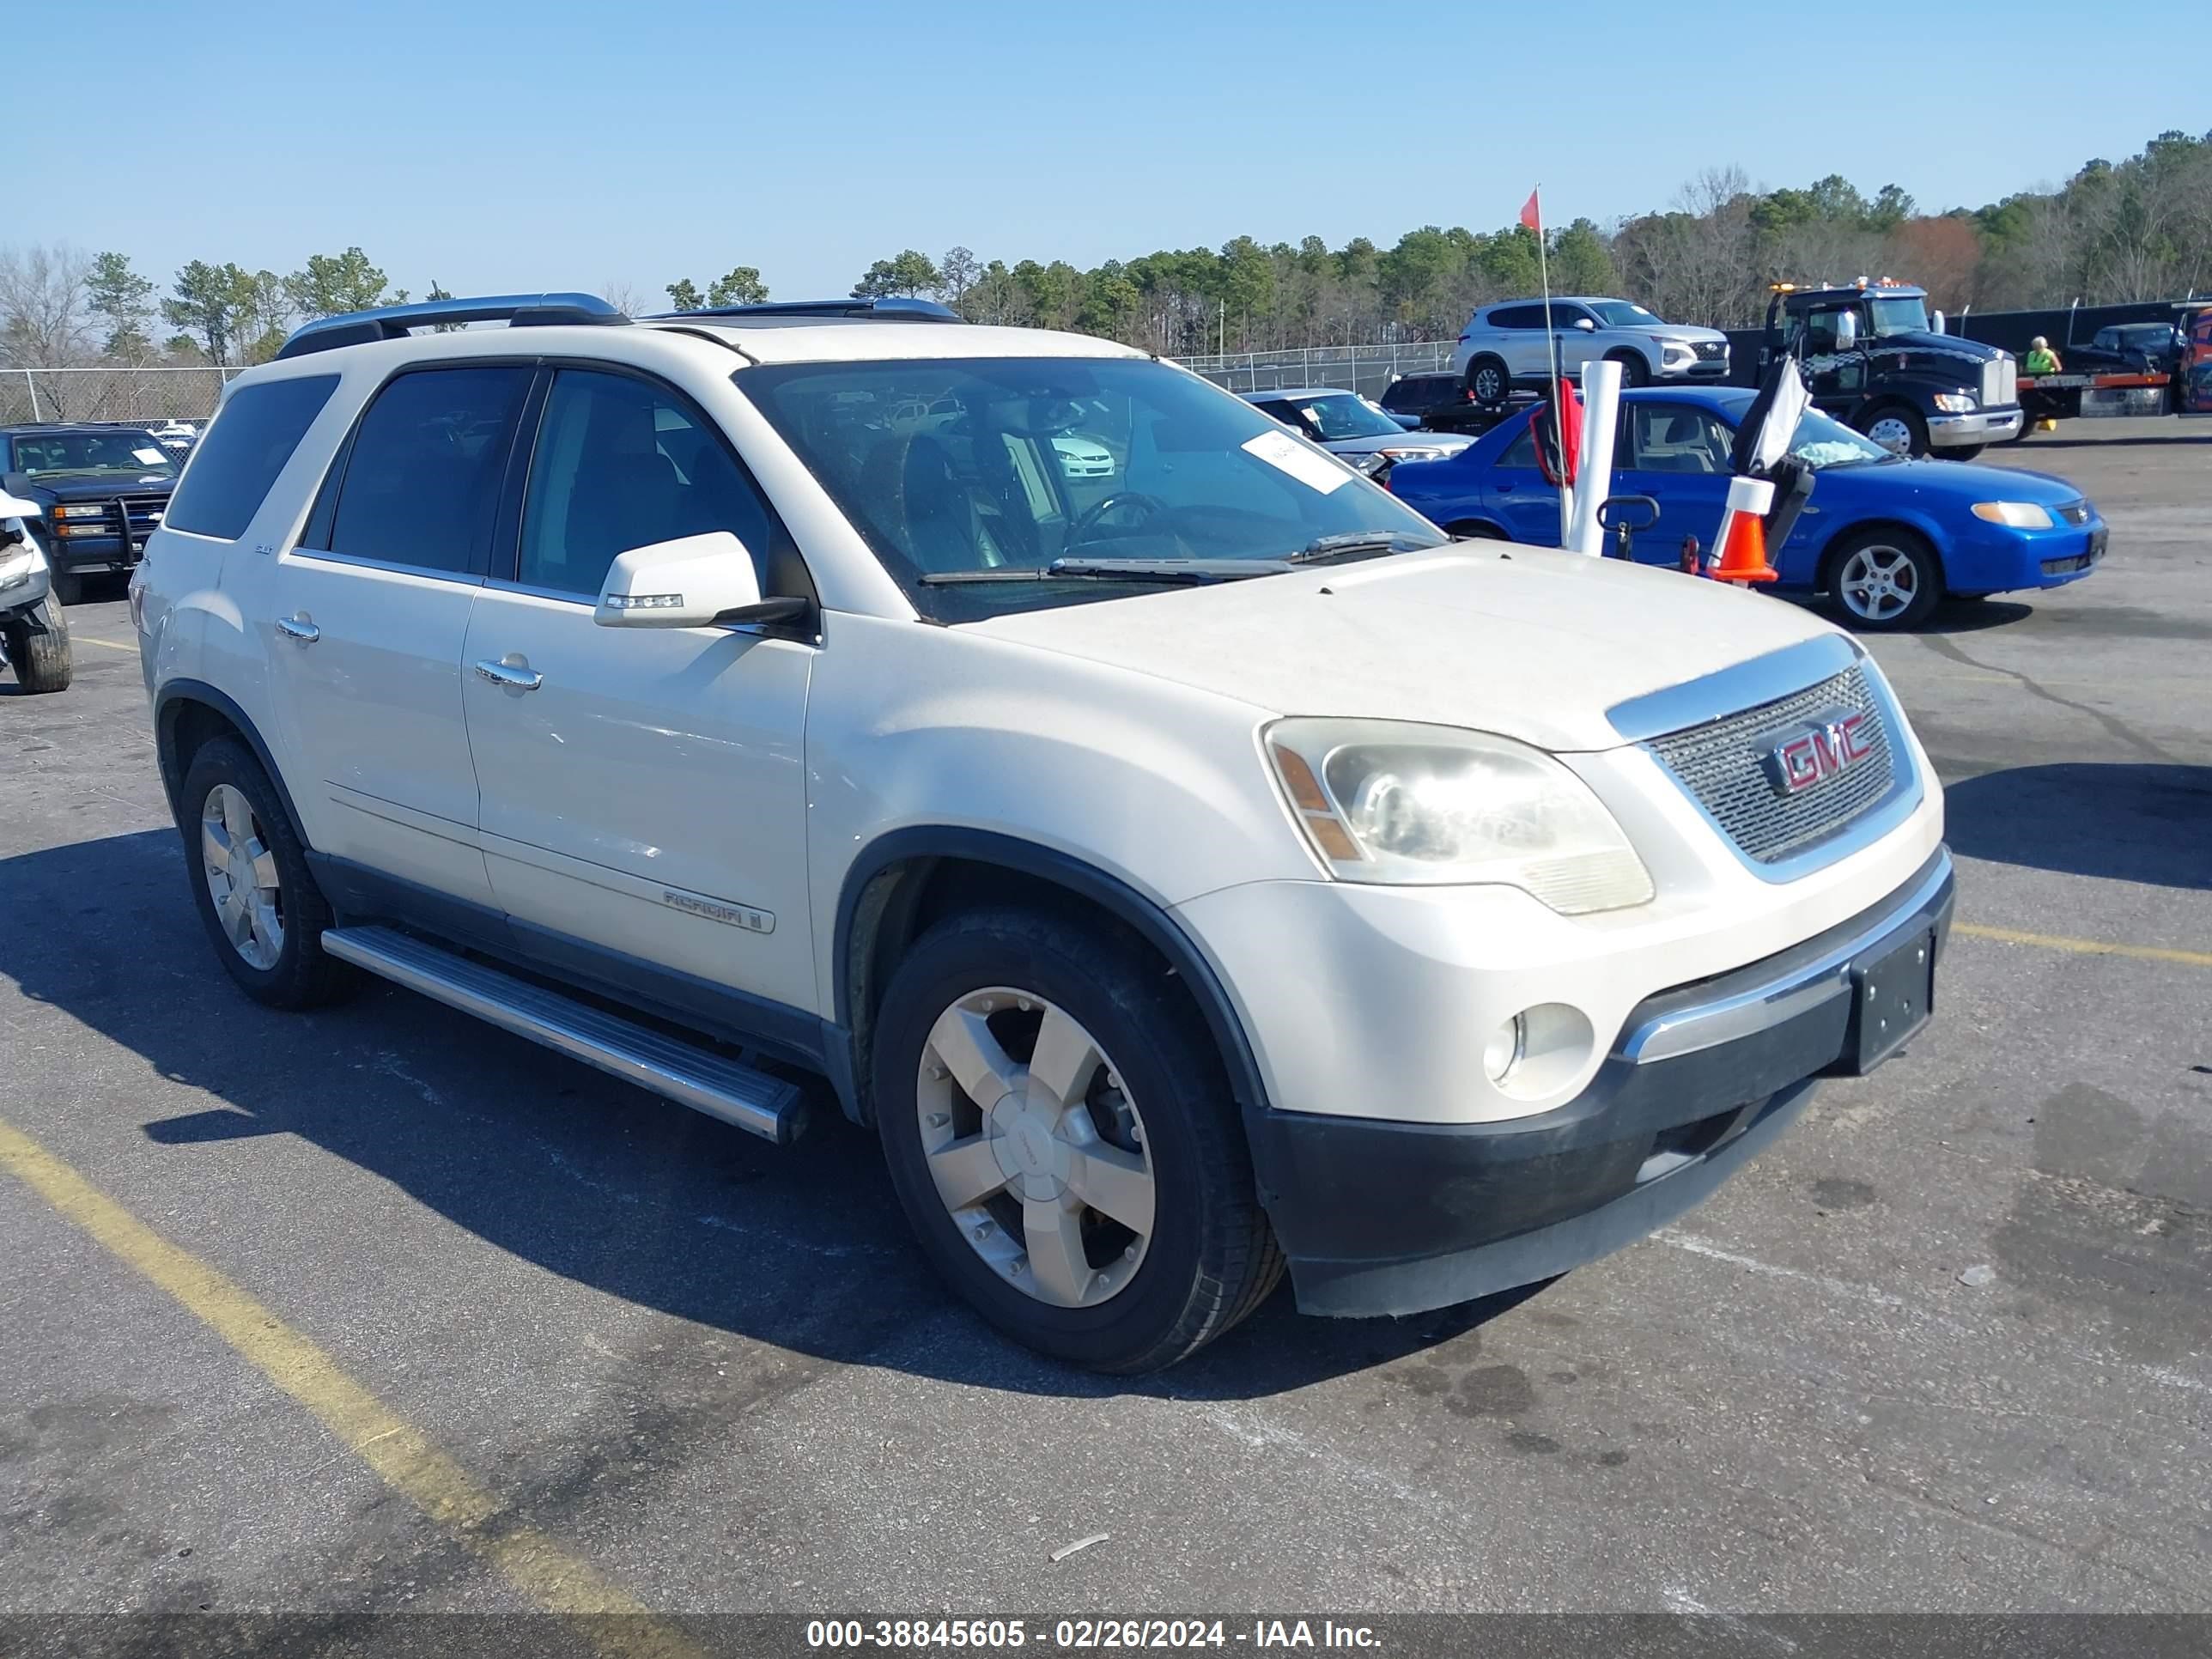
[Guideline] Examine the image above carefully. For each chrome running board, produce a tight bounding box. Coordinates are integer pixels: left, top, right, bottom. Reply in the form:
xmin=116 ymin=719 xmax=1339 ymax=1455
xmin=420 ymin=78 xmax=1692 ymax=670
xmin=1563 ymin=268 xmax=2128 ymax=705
xmin=321 ymin=925 xmax=806 ymax=1145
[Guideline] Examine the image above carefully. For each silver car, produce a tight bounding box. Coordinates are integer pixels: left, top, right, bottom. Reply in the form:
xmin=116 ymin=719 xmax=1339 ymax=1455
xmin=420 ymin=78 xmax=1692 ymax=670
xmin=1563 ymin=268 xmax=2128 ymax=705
xmin=1452 ymin=297 xmax=1730 ymax=406
xmin=1238 ymin=387 xmax=1473 ymax=463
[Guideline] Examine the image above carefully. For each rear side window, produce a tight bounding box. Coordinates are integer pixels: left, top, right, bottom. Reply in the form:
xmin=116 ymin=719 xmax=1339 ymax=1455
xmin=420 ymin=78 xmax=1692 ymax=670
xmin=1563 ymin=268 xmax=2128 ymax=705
xmin=162 ymin=375 xmax=338 ymax=540
xmin=1498 ymin=424 xmax=1539 ymax=468
xmin=1487 ymin=306 xmax=1546 ymax=331
xmin=322 ymin=366 xmax=533 ymax=576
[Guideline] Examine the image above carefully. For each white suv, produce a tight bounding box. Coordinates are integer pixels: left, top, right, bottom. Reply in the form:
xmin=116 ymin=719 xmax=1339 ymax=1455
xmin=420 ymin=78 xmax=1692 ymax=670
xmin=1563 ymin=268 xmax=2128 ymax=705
xmin=131 ymin=293 xmax=1951 ymax=1372
xmin=1455 ymin=296 xmax=1732 ymax=406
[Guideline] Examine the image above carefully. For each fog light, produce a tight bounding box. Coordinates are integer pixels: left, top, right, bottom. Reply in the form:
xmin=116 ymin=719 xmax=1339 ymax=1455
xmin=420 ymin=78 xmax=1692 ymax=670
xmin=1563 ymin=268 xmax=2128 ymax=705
xmin=1483 ymin=1014 xmax=1527 ymax=1084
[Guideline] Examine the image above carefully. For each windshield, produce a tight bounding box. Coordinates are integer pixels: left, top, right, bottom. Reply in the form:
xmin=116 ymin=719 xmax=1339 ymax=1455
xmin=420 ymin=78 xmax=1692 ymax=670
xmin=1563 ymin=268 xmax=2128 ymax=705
xmin=1789 ymin=407 xmax=1896 ymax=469
xmin=1868 ymin=295 xmax=1930 ymax=337
xmin=1274 ymin=393 xmax=1402 ymax=442
xmin=5 ymin=430 xmax=179 ymax=479
xmin=740 ymin=357 xmax=1443 ymax=619
xmin=1587 ymin=300 xmax=1660 ymax=328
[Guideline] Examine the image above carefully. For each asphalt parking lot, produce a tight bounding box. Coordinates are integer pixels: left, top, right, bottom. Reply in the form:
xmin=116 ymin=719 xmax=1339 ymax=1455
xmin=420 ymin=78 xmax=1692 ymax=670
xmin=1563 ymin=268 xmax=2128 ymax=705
xmin=3 ymin=420 xmax=2208 ymax=1636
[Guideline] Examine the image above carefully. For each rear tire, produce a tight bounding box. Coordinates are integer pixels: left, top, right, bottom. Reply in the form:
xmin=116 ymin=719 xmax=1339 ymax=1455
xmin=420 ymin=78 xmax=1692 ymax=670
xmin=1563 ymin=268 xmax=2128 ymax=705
xmin=872 ymin=905 xmax=1283 ymax=1373
xmin=1445 ymin=520 xmax=1504 ymax=540
xmin=48 ymin=566 xmax=82 ymax=607
xmin=1465 ymin=356 xmax=1511 ymax=409
xmin=2 ymin=598 xmax=71 ymax=693
xmin=179 ymin=738 xmax=356 ymax=1010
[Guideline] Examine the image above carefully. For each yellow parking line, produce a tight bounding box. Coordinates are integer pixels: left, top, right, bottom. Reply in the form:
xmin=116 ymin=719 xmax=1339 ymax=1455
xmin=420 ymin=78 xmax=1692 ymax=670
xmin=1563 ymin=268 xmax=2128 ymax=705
xmin=76 ymin=635 xmax=137 ymax=652
xmin=0 ymin=1117 xmax=701 ymax=1659
xmin=1954 ymin=921 xmax=2212 ymax=969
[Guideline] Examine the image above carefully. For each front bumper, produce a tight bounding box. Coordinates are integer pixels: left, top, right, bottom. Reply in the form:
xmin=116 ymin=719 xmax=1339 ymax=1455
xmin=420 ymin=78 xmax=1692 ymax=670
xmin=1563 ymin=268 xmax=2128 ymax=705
xmin=1245 ymin=846 xmax=1954 ymax=1317
xmin=46 ymin=531 xmax=143 ymax=572
xmin=1928 ymin=408 xmax=2023 ymax=447
xmin=1658 ymin=358 xmax=1733 ymax=381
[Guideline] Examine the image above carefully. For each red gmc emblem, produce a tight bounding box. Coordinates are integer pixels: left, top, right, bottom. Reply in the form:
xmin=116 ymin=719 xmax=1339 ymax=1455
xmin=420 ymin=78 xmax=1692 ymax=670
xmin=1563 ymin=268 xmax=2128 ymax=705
xmin=1765 ymin=709 xmax=1874 ymax=795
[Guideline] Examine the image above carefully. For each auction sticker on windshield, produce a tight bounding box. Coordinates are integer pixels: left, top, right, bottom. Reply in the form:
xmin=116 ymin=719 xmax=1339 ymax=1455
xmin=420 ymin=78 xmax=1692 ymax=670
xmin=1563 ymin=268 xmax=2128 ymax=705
xmin=1243 ymin=428 xmax=1351 ymax=494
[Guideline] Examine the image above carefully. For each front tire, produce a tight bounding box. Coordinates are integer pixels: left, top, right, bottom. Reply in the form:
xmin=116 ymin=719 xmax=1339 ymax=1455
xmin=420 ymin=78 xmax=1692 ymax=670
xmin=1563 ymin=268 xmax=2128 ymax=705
xmin=1606 ymin=350 xmax=1650 ymax=388
xmin=179 ymin=738 xmax=355 ymax=1009
xmin=1465 ymin=356 xmax=1511 ymax=409
xmin=1826 ymin=528 xmax=1942 ymax=631
xmin=872 ymin=906 xmax=1283 ymax=1373
xmin=1857 ymin=404 xmax=1929 ymax=458
xmin=2 ymin=598 xmax=71 ymax=693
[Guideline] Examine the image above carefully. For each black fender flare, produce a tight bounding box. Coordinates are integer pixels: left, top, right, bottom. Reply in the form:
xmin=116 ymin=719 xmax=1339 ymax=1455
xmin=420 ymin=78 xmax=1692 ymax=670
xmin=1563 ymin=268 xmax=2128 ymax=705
xmin=152 ymin=678 xmax=310 ymax=848
xmin=831 ymin=826 xmax=1273 ymax=1131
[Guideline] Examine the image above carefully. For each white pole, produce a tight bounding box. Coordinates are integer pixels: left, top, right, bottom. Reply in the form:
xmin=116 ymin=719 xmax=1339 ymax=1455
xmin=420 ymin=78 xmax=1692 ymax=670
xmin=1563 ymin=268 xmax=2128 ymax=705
xmin=24 ymin=370 xmax=40 ymax=422
xmin=1567 ymin=358 xmax=1622 ymax=556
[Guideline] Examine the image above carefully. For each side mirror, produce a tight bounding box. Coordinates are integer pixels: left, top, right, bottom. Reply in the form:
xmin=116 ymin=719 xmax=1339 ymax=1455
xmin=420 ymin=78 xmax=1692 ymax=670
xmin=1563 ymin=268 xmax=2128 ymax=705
xmin=1573 ymin=318 xmax=1597 ymax=331
xmin=1929 ymin=309 xmax=1947 ymax=334
xmin=592 ymin=532 xmax=805 ymax=629
xmin=1834 ymin=312 xmax=1859 ymax=349
xmin=0 ymin=490 xmax=44 ymax=520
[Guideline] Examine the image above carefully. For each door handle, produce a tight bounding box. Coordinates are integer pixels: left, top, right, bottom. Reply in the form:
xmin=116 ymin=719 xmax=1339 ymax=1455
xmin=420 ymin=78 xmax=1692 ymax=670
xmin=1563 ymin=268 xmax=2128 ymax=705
xmin=474 ymin=657 xmax=543 ymax=692
xmin=276 ymin=615 xmax=319 ymax=645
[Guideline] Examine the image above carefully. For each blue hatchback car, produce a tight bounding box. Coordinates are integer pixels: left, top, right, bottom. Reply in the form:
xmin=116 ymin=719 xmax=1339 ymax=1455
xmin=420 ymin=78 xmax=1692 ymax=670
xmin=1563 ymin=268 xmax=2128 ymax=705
xmin=1387 ymin=387 xmax=2108 ymax=630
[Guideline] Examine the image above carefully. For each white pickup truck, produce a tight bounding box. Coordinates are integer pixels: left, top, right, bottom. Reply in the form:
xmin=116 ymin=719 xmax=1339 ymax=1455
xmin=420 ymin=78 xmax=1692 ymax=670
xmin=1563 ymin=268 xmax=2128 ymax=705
xmin=131 ymin=293 xmax=1952 ymax=1372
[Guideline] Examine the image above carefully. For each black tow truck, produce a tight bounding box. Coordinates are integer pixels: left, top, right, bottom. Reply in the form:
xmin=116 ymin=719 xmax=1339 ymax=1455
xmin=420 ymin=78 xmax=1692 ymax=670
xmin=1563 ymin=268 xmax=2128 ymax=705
xmin=0 ymin=423 xmax=179 ymax=604
xmin=1745 ymin=280 xmax=2024 ymax=459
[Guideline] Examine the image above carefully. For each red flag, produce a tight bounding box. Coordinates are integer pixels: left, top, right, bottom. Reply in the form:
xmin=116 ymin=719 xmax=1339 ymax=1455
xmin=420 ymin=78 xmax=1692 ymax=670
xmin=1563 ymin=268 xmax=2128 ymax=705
xmin=1519 ymin=188 xmax=1541 ymax=233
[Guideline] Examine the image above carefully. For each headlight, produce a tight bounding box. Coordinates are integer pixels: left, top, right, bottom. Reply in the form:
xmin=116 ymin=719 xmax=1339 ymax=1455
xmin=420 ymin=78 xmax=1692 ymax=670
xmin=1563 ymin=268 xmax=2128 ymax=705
xmin=1971 ymin=501 xmax=2055 ymax=528
xmin=1932 ymin=392 xmax=1978 ymax=413
xmin=0 ymin=547 xmax=33 ymax=592
xmin=1378 ymin=445 xmax=1452 ymax=462
xmin=51 ymin=502 xmax=103 ymax=519
xmin=1265 ymin=718 xmax=1655 ymax=914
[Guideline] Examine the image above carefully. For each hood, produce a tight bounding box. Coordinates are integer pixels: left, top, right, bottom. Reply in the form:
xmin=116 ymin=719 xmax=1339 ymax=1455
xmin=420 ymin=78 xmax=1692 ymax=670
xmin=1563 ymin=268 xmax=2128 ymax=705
xmin=1860 ymin=459 xmax=2085 ymax=507
xmin=1877 ymin=329 xmax=2002 ymax=363
xmin=3 ymin=470 xmax=177 ymax=502
xmin=1322 ymin=431 xmax=1474 ymax=457
xmin=1647 ymin=323 xmax=1729 ymax=345
xmin=967 ymin=545 xmax=1839 ymax=752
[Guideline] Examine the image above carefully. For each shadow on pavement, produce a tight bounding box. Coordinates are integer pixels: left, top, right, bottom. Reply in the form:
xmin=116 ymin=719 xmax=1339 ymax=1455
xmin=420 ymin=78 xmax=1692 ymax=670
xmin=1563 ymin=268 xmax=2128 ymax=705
xmin=1945 ymin=763 xmax=2212 ymax=890
xmin=2 ymin=827 xmax=1543 ymax=1402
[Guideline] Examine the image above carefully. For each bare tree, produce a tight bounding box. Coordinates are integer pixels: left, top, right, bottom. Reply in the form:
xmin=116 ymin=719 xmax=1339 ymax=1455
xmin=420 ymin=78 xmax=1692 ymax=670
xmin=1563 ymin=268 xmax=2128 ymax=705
xmin=0 ymin=243 xmax=97 ymax=368
xmin=601 ymin=280 xmax=648 ymax=317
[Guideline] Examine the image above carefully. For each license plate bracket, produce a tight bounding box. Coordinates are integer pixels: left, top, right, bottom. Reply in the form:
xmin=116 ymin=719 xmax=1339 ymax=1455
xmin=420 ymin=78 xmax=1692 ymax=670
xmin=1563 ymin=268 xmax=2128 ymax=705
xmin=1848 ymin=929 xmax=1935 ymax=1073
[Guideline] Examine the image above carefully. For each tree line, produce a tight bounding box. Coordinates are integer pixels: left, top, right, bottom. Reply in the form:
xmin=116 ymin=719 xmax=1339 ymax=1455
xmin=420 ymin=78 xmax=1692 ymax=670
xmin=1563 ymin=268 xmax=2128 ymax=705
xmin=3 ymin=127 xmax=2205 ymax=381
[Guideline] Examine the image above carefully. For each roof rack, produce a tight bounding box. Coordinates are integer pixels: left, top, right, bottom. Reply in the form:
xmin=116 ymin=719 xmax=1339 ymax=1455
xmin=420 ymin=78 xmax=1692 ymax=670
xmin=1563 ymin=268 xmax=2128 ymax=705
xmin=274 ymin=293 xmax=629 ymax=360
xmin=646 ymin=296 xmax=963 ymax=324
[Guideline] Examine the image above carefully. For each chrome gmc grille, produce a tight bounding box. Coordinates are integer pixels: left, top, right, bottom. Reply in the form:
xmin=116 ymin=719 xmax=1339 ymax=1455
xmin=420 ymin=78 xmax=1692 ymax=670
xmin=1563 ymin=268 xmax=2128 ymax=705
xmin=1647 ymin=666 xmax=1897 ymax=864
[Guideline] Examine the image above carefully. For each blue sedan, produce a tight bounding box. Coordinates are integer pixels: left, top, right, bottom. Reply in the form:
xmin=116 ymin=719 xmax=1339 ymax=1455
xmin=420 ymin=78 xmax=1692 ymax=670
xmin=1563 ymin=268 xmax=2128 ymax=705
xmin=1387 ymin=387 xmax=2108 ymax=629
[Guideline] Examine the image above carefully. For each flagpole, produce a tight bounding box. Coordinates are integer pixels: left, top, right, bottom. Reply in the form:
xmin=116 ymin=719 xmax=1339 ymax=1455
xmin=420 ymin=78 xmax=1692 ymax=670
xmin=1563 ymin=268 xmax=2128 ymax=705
xmin=1531 ymin=186 xmax=1571 ymax=546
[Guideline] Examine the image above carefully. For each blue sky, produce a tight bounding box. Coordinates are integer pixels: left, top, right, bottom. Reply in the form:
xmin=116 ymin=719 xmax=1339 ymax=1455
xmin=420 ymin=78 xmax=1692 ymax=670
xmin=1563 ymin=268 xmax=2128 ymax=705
xmin=18 ymin=0 xmax=2208 ymax=307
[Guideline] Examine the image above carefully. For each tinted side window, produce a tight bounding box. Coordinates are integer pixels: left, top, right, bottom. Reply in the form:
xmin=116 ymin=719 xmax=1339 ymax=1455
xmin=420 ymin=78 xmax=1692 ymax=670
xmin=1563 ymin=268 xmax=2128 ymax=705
xmin=325 ymin=366 xmax=532 ymax=575
xmin=1498 ymin=424 xmax=1539 ymax=467
xmin=163 ymin=375 xmax=338 ymax=540
xmin=1488 ymin=306 xmax=1544 ymax=331
xmin=517 ymin=368 xmax=780 ymax=598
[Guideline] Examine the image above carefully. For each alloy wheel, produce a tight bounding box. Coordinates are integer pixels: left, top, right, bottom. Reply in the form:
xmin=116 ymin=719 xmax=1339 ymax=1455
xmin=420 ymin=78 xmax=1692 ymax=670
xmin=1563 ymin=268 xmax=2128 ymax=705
xmin=201 ymin=783 xmax=285 ymax=970
xmin=1838 ymin=544 xmax=1920 ymax=624
xmin=915 ymin=988 xmax=1156 ymax=1309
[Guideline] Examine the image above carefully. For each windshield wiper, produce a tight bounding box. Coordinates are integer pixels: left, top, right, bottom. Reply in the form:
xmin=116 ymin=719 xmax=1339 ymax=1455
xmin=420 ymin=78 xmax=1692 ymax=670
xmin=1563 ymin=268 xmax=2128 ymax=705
xmin=1282 ymin=531 xmax=1446 ymax=565
xmin=919 ymin=556 xmax=1292 ymax=586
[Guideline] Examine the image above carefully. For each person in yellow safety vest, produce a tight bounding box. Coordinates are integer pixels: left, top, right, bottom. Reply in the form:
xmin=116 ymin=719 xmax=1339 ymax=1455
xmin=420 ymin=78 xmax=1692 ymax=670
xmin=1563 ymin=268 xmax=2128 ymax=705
xmin=2021 ymin=337 xmax=2063 ymax=430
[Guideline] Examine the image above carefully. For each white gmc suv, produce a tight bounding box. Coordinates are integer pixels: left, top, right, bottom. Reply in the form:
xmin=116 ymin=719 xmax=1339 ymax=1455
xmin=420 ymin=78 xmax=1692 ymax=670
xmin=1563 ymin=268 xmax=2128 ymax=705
xmin=131 ymin=293 xmax=1952 ymax=1373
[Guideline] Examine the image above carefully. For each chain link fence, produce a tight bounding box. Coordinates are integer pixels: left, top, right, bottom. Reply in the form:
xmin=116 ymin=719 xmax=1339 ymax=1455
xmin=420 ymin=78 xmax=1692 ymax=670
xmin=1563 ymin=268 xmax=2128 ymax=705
xmin=3 ymin=367 xmax=248 ymax=426
xmin=1176 ymin=341 xmax=1458 ymax=398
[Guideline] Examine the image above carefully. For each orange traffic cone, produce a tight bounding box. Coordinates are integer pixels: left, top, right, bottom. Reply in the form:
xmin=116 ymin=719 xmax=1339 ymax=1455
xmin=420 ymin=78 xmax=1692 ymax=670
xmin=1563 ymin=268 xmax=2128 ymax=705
xmin=1711 ymin=507 xmax=1778 ymax=585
